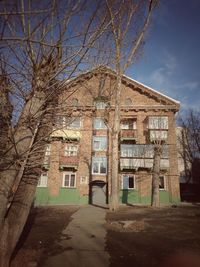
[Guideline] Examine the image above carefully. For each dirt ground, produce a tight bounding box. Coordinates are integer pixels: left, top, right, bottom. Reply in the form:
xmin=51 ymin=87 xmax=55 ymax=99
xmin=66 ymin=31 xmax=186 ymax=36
xmin=11 ymin=204 xmax=200 ymax=267
xmin=106 ymin=204 xmax=200 ymax=267
xmin=11 ymin=206 xmax=78 ymax=267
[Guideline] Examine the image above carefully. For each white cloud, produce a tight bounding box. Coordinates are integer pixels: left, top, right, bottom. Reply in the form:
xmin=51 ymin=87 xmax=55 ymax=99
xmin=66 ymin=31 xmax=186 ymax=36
xmin=135 ymin=51 xmax=200 ymax=111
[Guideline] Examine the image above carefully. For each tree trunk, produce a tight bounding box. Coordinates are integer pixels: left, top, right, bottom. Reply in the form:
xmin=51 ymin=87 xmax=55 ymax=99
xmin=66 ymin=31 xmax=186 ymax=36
xmin=0 ymin=221 xmax=11 ymax=267
xmin=0 ymin=87 xmax=56 ymax=266
xmin=151 ymin=145 xmax=162 ymax=207
xmin=110 ymin=74 xmax=121 ymax=211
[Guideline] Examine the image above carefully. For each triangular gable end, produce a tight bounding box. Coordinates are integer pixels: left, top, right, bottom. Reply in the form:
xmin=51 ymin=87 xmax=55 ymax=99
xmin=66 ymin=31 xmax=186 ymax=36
xmin=64 ymin=66 xmax=180 ymax=110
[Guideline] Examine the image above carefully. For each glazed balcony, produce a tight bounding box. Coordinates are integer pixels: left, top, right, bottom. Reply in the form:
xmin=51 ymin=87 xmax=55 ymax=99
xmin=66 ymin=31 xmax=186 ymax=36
xmin=120 ymin=158 xmax=169 ymax=170
xmin=120 ymin=144 xmax=169 ymax=170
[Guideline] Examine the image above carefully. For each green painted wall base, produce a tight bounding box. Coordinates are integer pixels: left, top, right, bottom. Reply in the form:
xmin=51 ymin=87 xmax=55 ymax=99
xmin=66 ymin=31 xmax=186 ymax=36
xmin=35 ymin=188 xmax=88 ymax=205
xmin=120 ymin=190 xmax=180 ymax=205
xmin=35 ymin=188 xmax=180 ymax=206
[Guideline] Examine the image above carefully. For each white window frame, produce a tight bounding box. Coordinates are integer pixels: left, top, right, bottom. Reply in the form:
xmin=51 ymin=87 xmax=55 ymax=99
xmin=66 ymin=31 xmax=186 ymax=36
xmin=94 ymin=101 xmax=107 ymax=109
xmin=92 ymin=157 xmax=107 ymax=175
xmin=121 ymin=174 xmax=135 ymax=190
xmin=62 ymin=172 xmax=76 ymax=188
xmin=56 ymin=116 xmax=81 ymax=129
xmin=93 ymin=118 xmax=107 ymax=129
xmin=45 ymin=144 xmax=51 ymax=156
xmin=64 ymin=144 xmax=78 ymax=156
xmin=93 ymin=136 xmax=107 ymax=151
xmin=66 ymin=117 xmax=81 ymax=129
xmin=159 ymin=175 xmax=166 ymax=190
xmin=37 ymin=173 xmax=48 ymax=187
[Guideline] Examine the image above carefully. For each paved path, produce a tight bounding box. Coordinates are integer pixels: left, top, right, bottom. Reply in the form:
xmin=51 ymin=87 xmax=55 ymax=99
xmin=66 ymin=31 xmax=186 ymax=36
xmin=43 ymin=205 xmax=110 ymax=267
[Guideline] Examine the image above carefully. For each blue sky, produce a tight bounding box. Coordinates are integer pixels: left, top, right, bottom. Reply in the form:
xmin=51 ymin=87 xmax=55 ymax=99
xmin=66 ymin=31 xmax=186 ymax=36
xmin=126 ymin=0 xmax=200 ymax=113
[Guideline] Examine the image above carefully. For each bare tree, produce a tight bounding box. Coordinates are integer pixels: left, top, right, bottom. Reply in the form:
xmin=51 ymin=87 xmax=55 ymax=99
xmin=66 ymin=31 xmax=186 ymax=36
xmin=105 ymin=0 xmax=158 ymax=211
xmin=0 ymin=1 xmax=111 ymax=265
xmin=148 ymin=115 xmax=168 ymax=207
xmin=178 ymin=109 xmax=200 ymax=184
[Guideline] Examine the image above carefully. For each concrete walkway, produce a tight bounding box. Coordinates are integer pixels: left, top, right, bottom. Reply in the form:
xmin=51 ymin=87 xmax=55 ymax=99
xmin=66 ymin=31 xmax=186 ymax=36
xmin=43 ymin=205 xmax=110 ymax=267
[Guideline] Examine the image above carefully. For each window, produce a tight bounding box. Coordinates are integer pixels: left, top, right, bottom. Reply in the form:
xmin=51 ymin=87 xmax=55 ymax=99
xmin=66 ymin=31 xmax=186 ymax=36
xmin=92 ymin=157 xmax=107 ymax=174
xmin=45 ymin=144 xmax=51 ymax=156
xmin=71 ymin=98 xmax=79 ymax=107
xmin=159 ymin=176 xmax=166 ymax=190
xmin=148 ymin=116 xmax=168 ymax=129
xmin=94 ymin=101 xmax=107 ymax=109
xmin=125 ymin=98 xmax=132 ymax=106
xmin=56 ymin=116 xmax=81 ymax=128
xmin=65 ymin=144 xmax=78 ymax=156
xmin=44 ymin=144 xmax=51 ymax=164
xmin=93 ymin=136 xmax=107 ymax=151
xmin=121 ymin=119 xmax=136 ymax=129
xmin=93 ymin=118 xmax=107 ymax=129
xmin=38 ymin=173 xmax=48 ymax=187
xmin=122 ymin=175 xmax=135 ymax=189
xmin=67 ymin=117 xmax=81 ymax=128
xmin=62 ymin=172 xmax=76 ymax=188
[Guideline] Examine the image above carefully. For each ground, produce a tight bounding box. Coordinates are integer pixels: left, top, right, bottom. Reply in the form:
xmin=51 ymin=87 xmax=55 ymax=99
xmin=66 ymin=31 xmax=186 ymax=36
xmin=11 ymin=204 xmax=200 ymax=267
xmin=11 ymin=206 xmax=78 ymax=267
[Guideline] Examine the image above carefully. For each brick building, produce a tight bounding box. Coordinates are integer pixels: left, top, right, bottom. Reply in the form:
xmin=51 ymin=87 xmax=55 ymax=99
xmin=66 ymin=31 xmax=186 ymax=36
xmin=35 ymin=67 xmax=180 ymax=206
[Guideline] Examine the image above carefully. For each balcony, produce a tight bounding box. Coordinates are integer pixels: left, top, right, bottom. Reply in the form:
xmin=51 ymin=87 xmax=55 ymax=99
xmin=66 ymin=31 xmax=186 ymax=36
xmin=51 ymin=129 xmax=81 ymax=141
xmin=120 ymin=144 xmax=169 ymax=170
xmin=59 ymin=156 xmax=79 ymax=170
xmin=120 ymin=158 xmax=169 ymax=170
xmin=149 ymin=130 xmax=168 ymax=142
xmin=120 ymin=129 xmax=137 ymax=141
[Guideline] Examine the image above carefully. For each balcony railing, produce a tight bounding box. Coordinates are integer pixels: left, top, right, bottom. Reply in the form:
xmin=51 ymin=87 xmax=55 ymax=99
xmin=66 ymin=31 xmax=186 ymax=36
xmin=120 ymin=144 xmax=168 ymax=158
xmin=149 ymin=130 xmax=168 ymax=142
xmin=59 ymin=156 xmax=79 ymax=170
xmin=120 ymin=158 xmax=169 ymax=170
xmin=120 ymin=129 xmax=137 ymax=141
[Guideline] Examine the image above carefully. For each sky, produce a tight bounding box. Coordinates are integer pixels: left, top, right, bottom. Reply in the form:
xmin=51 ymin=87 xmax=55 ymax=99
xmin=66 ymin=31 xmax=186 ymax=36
xmin=126 ymin=0 xmax=200 ymax=114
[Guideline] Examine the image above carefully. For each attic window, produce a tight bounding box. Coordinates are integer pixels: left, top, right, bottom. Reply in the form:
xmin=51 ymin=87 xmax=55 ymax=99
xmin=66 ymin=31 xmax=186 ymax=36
xmin=71 ymin=98 xmax=79 ymax=107
xmin=94 ymin=96 xmax=109 ymax=109
xmin=95 ymin=101 xmax=107 ymax=109
xmin=125 ymin=98 xmax=132 ymax=106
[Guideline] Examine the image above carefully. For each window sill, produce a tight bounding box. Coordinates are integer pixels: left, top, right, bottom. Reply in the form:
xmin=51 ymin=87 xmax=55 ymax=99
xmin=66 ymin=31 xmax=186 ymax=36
xmin=121 ymin=188 xmax=136 ymax=190
xmin=92 ymin=173 xmax=107 ymax=176
xmin=61 ymin=187 xmax=77 ymax=189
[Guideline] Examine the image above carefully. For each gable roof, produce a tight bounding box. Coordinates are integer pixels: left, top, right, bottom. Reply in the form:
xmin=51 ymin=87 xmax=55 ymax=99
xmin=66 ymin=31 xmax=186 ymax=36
xmin=65 ymin=65 xmax=180 ymax=110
